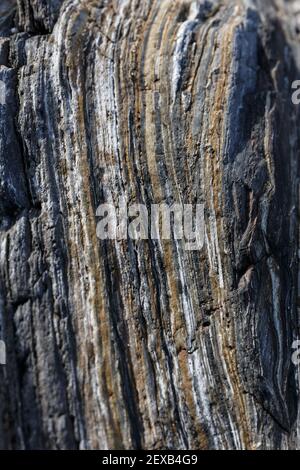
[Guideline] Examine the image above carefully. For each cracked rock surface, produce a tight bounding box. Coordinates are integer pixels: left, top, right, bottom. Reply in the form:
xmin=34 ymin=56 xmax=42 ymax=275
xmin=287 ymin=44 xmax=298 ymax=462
xmin=0 ymin=0 xmax=300 ymax=450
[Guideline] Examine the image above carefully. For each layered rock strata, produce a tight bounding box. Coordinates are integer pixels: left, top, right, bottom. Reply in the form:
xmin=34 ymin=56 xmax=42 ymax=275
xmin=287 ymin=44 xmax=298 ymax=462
xmin=0 ymin=0 xmax=299 ymax=450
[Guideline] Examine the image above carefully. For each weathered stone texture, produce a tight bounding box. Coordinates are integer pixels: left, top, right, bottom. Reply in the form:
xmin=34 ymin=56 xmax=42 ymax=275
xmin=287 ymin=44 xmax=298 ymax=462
xmin=0 ymin=0 xmax=299 ymax=450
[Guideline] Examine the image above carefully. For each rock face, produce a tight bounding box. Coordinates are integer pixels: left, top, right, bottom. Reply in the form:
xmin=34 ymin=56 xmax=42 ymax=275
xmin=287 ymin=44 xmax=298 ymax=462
xmin=0 ymin=0 xmax=299 ymax=450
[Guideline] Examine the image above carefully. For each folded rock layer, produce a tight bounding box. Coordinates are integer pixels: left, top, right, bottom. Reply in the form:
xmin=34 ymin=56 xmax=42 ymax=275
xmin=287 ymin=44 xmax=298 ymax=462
xmin=0 ymin=0 xmax=299 ymax=450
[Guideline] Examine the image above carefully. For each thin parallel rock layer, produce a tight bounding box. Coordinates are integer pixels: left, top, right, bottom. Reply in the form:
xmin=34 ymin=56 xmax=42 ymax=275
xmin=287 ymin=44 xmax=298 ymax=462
xmin=0 ymin=0 xmax=299 ymax=450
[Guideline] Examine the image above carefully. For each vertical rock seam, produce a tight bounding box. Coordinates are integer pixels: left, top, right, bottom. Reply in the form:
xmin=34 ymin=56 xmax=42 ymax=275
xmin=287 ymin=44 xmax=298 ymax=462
xmin=0 ymin=0 xmax=299 ymax=450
